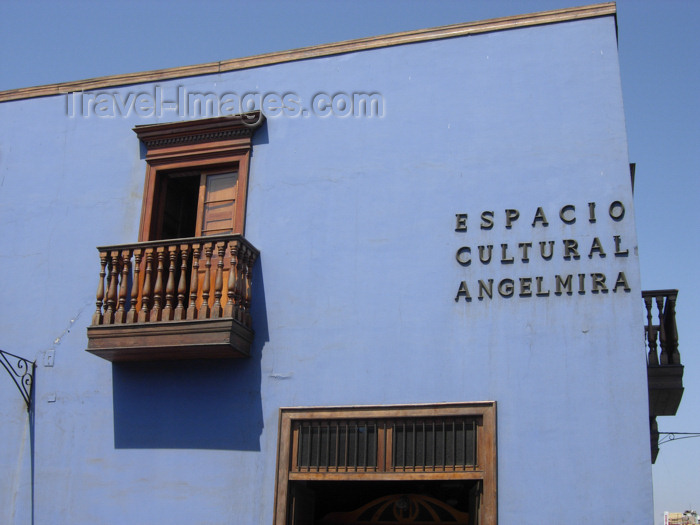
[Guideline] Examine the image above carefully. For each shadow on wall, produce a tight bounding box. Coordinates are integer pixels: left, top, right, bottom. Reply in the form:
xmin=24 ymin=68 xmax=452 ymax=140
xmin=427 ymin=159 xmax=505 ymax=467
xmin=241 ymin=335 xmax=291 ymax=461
xmin=112 ymin=257 xmax=269 ymax=450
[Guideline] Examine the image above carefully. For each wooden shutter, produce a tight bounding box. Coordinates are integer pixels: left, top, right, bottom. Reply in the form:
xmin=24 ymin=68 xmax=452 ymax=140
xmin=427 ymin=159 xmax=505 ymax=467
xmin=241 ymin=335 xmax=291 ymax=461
xmin=196 ymin=171 xmax=239 ymax=236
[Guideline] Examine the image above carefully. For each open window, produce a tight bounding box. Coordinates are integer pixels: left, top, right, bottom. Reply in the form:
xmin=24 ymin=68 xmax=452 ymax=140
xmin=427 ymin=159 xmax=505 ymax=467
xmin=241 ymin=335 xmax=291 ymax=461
xmin=134 ymin=112 xmax=264 ymax=241
xmin=274 ymin=402 xmax=497 ymax=525
xmin=147 ymin=168 xmax=241 ymax=240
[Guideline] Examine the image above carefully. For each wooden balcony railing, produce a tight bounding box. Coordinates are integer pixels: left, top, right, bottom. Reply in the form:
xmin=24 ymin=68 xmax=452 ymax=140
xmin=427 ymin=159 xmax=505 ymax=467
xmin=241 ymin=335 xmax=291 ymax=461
xmin=86 ymin=234 xmax=259 ymax=362
xmin=644 ymin=289 xmax=680 ymax=367
xmin=644 ymin=289 xmax=684 ymax=463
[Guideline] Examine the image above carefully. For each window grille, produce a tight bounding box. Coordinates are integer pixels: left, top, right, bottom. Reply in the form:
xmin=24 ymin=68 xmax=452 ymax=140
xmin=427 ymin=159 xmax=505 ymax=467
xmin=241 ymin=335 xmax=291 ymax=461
xmin=294 ymin=420 xmax=378 ymax=471
xmin=291 ymin=416 xmax=477 ymax=473
xmin=392 ymin=417 xmax=476 ymax=471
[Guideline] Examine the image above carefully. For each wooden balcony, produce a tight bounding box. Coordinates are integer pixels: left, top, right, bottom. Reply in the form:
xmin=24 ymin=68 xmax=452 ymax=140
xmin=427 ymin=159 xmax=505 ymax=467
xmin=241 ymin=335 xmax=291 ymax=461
xmin=644 ymin=289 xmax=684 ymax=463
xmin=86 ymin=234 xmax=258 ymax=362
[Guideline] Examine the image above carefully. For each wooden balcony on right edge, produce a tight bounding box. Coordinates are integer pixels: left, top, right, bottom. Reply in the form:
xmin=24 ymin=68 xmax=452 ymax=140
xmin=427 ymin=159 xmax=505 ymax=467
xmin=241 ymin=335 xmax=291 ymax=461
xmin=644 ymin=289 xmax=684 ymax=463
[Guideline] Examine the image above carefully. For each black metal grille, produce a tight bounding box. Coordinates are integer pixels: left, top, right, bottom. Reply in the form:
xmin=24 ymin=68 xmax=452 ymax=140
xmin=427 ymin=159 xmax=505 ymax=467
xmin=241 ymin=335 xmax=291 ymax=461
xmin=295 ymin=420 xmax=378 ymax=471
xmin=392 ymin=418 xmax=476 ymax=470
xmin=292 ymin=416 xmax=478 ymax=473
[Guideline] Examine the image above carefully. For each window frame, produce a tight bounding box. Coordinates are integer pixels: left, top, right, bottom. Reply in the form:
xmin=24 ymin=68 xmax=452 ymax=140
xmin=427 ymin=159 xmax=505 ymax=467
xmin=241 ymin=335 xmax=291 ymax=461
xmin=274 ymin=402 xmax=497 ymax=525
xmin=134 ymin=112 xmax=264 ymax=242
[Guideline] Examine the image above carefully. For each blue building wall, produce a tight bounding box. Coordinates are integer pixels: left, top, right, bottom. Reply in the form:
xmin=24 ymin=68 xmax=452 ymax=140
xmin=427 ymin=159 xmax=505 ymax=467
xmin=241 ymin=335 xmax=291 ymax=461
xmin=0 ymin=11 xmax=652 ymax=524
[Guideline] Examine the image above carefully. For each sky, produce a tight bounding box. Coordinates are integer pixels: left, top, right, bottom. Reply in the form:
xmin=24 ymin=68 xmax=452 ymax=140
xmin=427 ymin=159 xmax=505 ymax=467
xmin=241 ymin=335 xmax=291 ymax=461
xmin=1 ymin=1 xmax=697 ymax=522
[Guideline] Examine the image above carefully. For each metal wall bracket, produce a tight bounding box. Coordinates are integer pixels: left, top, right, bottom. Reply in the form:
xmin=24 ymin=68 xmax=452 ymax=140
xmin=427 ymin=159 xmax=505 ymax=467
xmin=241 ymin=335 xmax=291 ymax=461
xmin=659 ymin=432 xmax=700 ymax=445
xmin=0 ymin=349 xmax=35 ymax=412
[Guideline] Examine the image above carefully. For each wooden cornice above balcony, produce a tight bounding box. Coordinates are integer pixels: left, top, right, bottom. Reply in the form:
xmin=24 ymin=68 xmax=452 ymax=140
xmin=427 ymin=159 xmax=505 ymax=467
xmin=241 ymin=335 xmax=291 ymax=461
xmin=0 ymin=3 xmax=616 ymax=103
xmin=134 ymin=112 xmax=265 ymax=161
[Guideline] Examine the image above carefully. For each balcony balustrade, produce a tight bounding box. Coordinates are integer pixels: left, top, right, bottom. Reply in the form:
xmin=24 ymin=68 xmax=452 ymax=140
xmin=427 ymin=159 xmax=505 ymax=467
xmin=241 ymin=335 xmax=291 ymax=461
xmin=643 ymin=289 xmax=684 ymax=463
xmin=86 ymin=234 xmax=259 ymax=362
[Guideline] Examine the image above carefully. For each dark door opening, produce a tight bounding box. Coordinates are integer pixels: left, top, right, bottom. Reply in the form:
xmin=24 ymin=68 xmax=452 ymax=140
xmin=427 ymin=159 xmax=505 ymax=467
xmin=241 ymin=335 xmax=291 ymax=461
xmin=290 ymin=480 xmax=481 ymax=525
xmin=158 ymin=172 xmax=200 ymax=239
xmin=152 ymin=169 xmax=240 ymax=240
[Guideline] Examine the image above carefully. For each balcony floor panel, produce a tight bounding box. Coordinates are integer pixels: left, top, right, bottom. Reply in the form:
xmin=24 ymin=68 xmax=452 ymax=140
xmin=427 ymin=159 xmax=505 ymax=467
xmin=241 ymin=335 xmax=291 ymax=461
xmin=87 ymin=317 xmax=253 ymax=361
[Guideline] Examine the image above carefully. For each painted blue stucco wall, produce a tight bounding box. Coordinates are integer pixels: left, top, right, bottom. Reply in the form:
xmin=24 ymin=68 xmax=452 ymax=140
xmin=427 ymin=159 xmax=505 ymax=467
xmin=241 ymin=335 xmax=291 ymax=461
xmin=0 ymin=14 xmax=652 ymax=524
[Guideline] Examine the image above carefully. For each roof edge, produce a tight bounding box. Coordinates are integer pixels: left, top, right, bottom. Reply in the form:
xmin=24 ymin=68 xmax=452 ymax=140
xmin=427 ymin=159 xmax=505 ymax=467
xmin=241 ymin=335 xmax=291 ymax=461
xmin=0 ymin=3 xmax=616 ymax=103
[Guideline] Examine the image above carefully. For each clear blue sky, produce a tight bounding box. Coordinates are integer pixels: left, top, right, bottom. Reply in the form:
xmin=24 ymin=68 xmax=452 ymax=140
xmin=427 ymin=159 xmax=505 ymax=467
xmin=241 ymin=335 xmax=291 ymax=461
xmin=1 ymin=1 xmax=697 ymax=522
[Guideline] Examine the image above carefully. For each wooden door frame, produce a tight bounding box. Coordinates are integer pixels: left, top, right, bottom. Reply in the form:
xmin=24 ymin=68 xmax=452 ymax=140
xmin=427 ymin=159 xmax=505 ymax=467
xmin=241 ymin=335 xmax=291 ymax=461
xmin=273 ymin=402 xmax=497 ymax=525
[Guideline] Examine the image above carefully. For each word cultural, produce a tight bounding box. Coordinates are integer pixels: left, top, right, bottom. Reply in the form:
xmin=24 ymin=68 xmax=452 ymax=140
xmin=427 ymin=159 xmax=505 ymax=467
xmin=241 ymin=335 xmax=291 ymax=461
xmin=454 ymin=201 xmax=632 ymax=302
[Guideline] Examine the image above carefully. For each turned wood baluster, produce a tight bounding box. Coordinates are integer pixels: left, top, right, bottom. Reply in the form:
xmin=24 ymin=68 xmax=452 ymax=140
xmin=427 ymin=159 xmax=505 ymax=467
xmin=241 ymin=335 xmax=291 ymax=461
xmin=150 ymin=247 xmax=166 ymax=322
xmin=644 ymin=296 xmax=658 ymax=366
xmin=114 ymin=249 xmax=132 ymax=324
xmin=162 ymin=245 xmax=178 ymax=321
xmin=139 ymin=249 xmax=154 ymax=323
xmin=242 ymin=248 xmax=254 ymax=327
xmin=212 ymin=242 xmax=226 ymax=318
xmin=199 ymin=243 xmax=213 ymax=319
xmin=174 ymin=244 xmax=189 ymax=321
xmin=665 ymin=294 xmax=680 ymax=365
xmin=93 ymin=251 xmax=108 ymax=326
xmin=104 ymin=250 xmax=120 ymax=325
xmin=247 ymin=249 xmax=256 ymax=326
xmin=127 ymin=248 xmax=143 ymax=324
xmin=186 ymin=243 xmax=201 ymax=320
xmin=240 ymin=246 xmax=252 ymax=326
xmin=235 ymin=246 xmax=247 ymax=323
xmin=224 ymin=241 xmax=239 ymax=318
xmin=656 ymin=296 xmax=667 ymax=365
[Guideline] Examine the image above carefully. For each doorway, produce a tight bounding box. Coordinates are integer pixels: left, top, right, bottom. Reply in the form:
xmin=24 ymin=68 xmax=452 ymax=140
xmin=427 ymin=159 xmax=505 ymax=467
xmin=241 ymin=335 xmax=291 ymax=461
xmin=289 ymin=480 xmax=481 ymax=524
xmin=274 ymin=403 xmax=496 ymax=525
